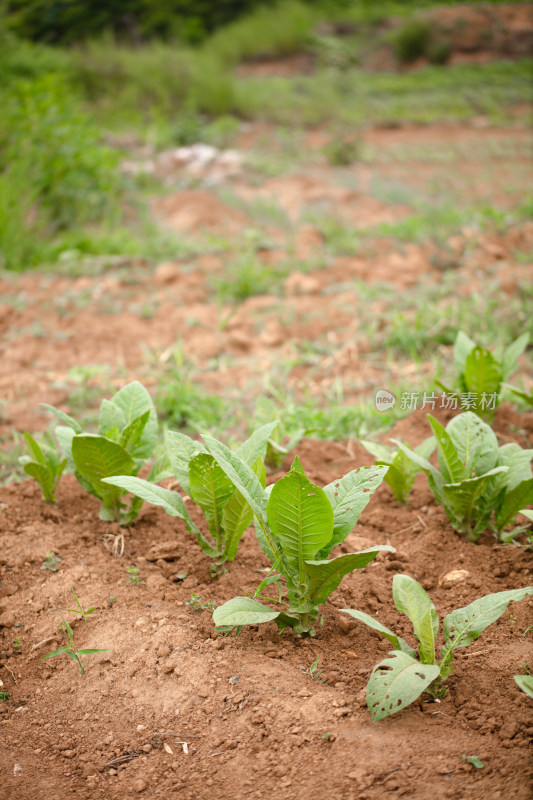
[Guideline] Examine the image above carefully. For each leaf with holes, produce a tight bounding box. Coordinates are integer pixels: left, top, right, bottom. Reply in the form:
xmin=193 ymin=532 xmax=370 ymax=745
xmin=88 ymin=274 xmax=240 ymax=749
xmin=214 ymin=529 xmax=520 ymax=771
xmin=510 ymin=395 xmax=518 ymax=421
xmin=366 ymin=651 xmax=440 ymax=721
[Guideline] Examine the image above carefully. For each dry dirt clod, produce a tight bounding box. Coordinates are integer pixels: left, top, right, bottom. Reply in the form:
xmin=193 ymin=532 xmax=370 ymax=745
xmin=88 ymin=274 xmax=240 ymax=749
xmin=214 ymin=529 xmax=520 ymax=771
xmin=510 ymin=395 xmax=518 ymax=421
xmin=439 ymin=569 xmax=471 ymax=588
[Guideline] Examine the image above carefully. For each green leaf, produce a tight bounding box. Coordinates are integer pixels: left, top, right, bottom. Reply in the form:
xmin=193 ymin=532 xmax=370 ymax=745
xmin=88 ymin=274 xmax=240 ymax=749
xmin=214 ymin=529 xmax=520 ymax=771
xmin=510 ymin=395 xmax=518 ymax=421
xmin=442 ymin=587 xmax=533 ymax=651
xmin=71 ymin=435 xmax=135 ymax=500
xmin=107 ymin=381 xmax=158 ymax=459
xmin=441 ymin=468 xmax=507 ymax=538
xmin=366 ymin=650 xmax=441 ymax=721
xmin=454 ymin=331 xmax=476 ymax=375
xmin=494 ymin=477 xmax=533 ymax=533
xmin=518 ymin=509 xmax=533 ymax=523
xmin=319 ymin=465 xmax=388 ymax=557
xmin=392 ymin=439 xmax=440 ymax=483
xmin=23 ymin=462 xmax=55 ymax=502
xmin=40 ymin=646 xmax=69 ymax=660
xmin=340 ymin=609 xmax=416 ymax=657
xmin=99 ymin=399 xmax=126 ymax=437
xmin=222 ymin=456 xmax=265 ymax=562
xmin=213 ymin=597 xmax=280 ymax=628
xmin=426 ymin=415 xmax=465 ymax=483
xmin=360 ymin=440 xmax=392 ymax=463
xmin=267 ymin=469 xmax=333 ymax=580
xmin=304 ymin=547 xmax=394 ymax=606
xmin=502 ymin=332 xmax=529 ymax=382
xmin=514 ymin=674 xmax=533 ymax=700
xmin=392 ymin=575 xmax=438 ymax=664
xmin=23 ymin=431 xmax=46 ymax=466
xmin=55 ymin=425 xmax=76 ymax=468
xmin=464 ymin=346 xmax=501 ymax=399
xmin=461 ymin=755 xmax=484 ymax=769
xmin=446 ymin=412 xmax=498 ymax=476
xmin=235 ymin=421 xmax=279 ymax=465
xmin=76 ymin=649 xmax=110 ymax=655
xmin=189 ymin=453 xmax=234 ymax=549
xmin=166 ymin=430 xmax=206 ymax=495
xmin=497 ymin=444 xmax=533 ymax=491
xmin=118 ymin=410 xmax=150 ymax=457
xmin=101 ymin=475 xmax=200 ymax=533
xmin=202 ymin=433 xmax=268 ymax=528
xmin=41 ymin=404 xmax=83 ymax=433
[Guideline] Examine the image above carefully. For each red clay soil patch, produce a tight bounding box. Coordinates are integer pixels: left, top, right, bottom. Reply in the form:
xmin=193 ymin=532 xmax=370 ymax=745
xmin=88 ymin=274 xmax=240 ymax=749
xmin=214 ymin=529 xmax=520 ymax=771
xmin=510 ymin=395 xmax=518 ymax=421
xmin=0 ymin=407 xmax=532 ymax=800
xmin=152 ymin=191 xmax=250 ymax=235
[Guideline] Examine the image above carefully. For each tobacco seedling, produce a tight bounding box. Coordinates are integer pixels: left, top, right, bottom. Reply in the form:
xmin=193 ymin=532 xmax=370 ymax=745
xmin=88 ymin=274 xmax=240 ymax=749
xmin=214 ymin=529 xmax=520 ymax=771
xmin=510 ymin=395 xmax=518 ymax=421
xmin=19 ymin=431 xmax=66 ymax=503
xmin=461 ymin=755 xmax=484 ymax=769
xmin=360 ymin=436 xmax=435 ymax=504
xmin=41 ymin=552 xmax=61 ymax=571
xmin=207 ymin=437 xmax=393 ymax=636
xmin=126 ymin=566 xmax=144 ymax=585
xmin=341 ymin=574 xmax=533 ymax=721
xmin=395 ymin=412 xmax=533 ymax=542
xmin=514 ymin=675 xmax=533 ymax=699
xmin=103 ymin=422 xmax=279 ymax=566
xmin=44 ymin=381 xmax=159 ymax=525
xmin=437 ymin=331 xmax=529 ymax=420
xmin=56 ymin=588 xmax=95 ymax=626
xmin=304 ymin=656 xmax=326 ymax=682
xmin=40 ymin=617 xmax=109 ymax=676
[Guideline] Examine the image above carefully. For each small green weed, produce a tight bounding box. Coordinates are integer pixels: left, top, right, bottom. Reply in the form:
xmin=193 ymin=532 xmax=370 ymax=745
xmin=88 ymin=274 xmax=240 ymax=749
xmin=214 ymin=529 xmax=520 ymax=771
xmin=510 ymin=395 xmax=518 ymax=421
xmin=40 ymin=617 xmax=109 ymax=676
xmin=41 ymin=552 xmax=61 ymax=572
xmin=126 ymin=567 xmax=145 ymax=585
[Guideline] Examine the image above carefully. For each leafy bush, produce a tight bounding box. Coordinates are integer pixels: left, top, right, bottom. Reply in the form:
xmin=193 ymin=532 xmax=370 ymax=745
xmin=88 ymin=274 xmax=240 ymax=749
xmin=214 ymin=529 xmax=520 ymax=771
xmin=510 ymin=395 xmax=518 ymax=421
xmin=103 ymin=423 xmax=278 ymax=564
xmin=209 ymin=444 xmax=392 ymax=636
xmin=19 ymin=431 xmax=66 ymax=503
xmin=395 ymin=412 xmax=533 ymax=542
xmin=342 ymin=574 xmax=533 ymax=720
xmin=45 ymin=381 xmax=159 ymax=524
xmin=360 ymin=436 xmax=435 ymax=504
xmin=437 ymin=331 xmax=529 ymax=420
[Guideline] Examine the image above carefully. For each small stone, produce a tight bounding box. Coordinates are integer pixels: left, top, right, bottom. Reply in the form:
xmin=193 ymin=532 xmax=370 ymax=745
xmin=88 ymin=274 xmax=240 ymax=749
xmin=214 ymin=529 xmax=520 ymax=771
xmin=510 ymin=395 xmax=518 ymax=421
xmin=439 ymin=569 xmax=470 ymax=588
xmin=0 ymin=612 xmax=16 ymax=628
xmin=133 ymin=778 xmax=147 ymax=792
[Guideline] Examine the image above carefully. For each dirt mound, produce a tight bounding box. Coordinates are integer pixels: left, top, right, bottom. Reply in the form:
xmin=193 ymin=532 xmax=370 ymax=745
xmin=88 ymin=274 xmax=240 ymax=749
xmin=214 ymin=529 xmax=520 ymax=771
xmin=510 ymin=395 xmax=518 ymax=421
xmin=152 ymin=191 xmax=250 ymax=235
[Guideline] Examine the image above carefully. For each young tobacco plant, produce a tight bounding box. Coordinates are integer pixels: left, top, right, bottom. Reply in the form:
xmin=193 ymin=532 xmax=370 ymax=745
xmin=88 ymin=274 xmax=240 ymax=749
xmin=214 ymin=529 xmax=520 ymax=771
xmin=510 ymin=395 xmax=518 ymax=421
xmin=395 ymin=412 xmax=533 ymax=542
xmin=19 ymin=431 xmax=66 ymax=503
xmin=360 ymin=436 xmax=435 ymax=504
xmin=437 ymin=331 xmax=529 ymax=419
xmin=102 ymin=422 xmax=278 ymax=565
xmin=44 ymin=381 xmax=159 ymax=525
xmin=342 ymin=574 xmax=533 ymax=721
xmin=208 ymin=437 xmax=393 ymax=636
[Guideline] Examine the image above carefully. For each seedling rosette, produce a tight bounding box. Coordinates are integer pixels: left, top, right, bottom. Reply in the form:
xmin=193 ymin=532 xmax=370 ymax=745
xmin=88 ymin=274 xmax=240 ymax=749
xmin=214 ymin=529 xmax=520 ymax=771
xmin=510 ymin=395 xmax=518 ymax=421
xmin=103 ymin=422 xmax=278 ymax=565
xmin=437 ymin=330 xmax=529 ymax=420
xmin=395 ymin=411 xmax=533 ymax=542
xmin=44 ymin=381 xmax=159 ymax=525
xmin=342 ymin=574 xmax=533 ymax=720
xmin=360 ymin=436 xmax=435 ymax=504
xmin=207 ymin=437 xmax=393 ymax=636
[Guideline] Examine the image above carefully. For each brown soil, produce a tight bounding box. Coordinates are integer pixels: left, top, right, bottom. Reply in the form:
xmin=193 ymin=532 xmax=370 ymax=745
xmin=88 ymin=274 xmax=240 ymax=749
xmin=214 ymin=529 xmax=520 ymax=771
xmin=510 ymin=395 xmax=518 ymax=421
xmin=1 ymin=404 xmax=532 ymax=800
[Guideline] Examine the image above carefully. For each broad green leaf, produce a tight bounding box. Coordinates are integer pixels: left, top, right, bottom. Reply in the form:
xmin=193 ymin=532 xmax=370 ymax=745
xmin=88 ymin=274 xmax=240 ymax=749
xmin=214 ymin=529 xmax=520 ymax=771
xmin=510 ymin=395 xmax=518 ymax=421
xmin=99 ymin=399 xmax=126 ymax=437
xmin=72 ymin=435 xmax=135 ymax=499
xmin=319 ymin=465 xmax=388 ymax=557
xmin=108 ymin=381 xmax=158 ymax=459
xmin=366 ymin=650 xmax=441 ymax=721
xmin=360 ymin=440 xmax=391 ymax=463
xmin=464 ymin=346 xmax=501 ymax=399
xmin=494 ymin=477 xmax=533 ymax=533
xmin=519 ymin=509 xmax=533 ymax=522
xmin=202 ymin=433 xmax=268 ymax=528
xmin=497 ymin=444 xmax=533 ymax=491
xmin=189 ymin=453 xmax=234 ymax=548
xmin=384 ymin=463 xmax=410 ymax=503
xmin=23 ymin=431 xmax=46 ymax=466
xmin=267 ymin=470 xmax=333 ymax=579
xmin=235 ymin=421 xmax=279 ymax=465
xmin=414 ymin=436 xmax=437 ymax=461
xmin=101 ymin=475 xmax=199 ymax=531
xmin=454 ymin=331 xmax=476 ymax=374
xmin=340 ymin=609 xmax=416 ymax=657
xmin=23 ymin=462 xmax=54 ymax=502
xmin=119 ymin=411 xmax=150 ymax=457
xmin=41 ymin=404 xmax=83 ymax=433
xmin=166 ymin=430 xmax=206 ymax=495
xmin=443 ymin=586 xmax=533 ymax=651
xmin=427 ymin=415 xmax=464 ymax=483
xmin=392 ymin=439 xmax=440 ymax=483
xmin=304 ymin=547 xmax=394 ymax=606
xmin=55 ymin=425 xmax=76 ymax=468
xmin=213 ymin=597 xmax=280 ymax=628
xmin=446 ymin=412 xmax=498 ymax=476
xmin=441 ymin=468 xmax=507 ymax=536
xmin=514 ymin=674 xmax=533 ymax=699
xmin=502 ymin=332 xmax=529 ymax=382
xmin=392 ymin=575 xmax=438 ymax=664
xmin=222 ymin=456 xmax=265 ymax=562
